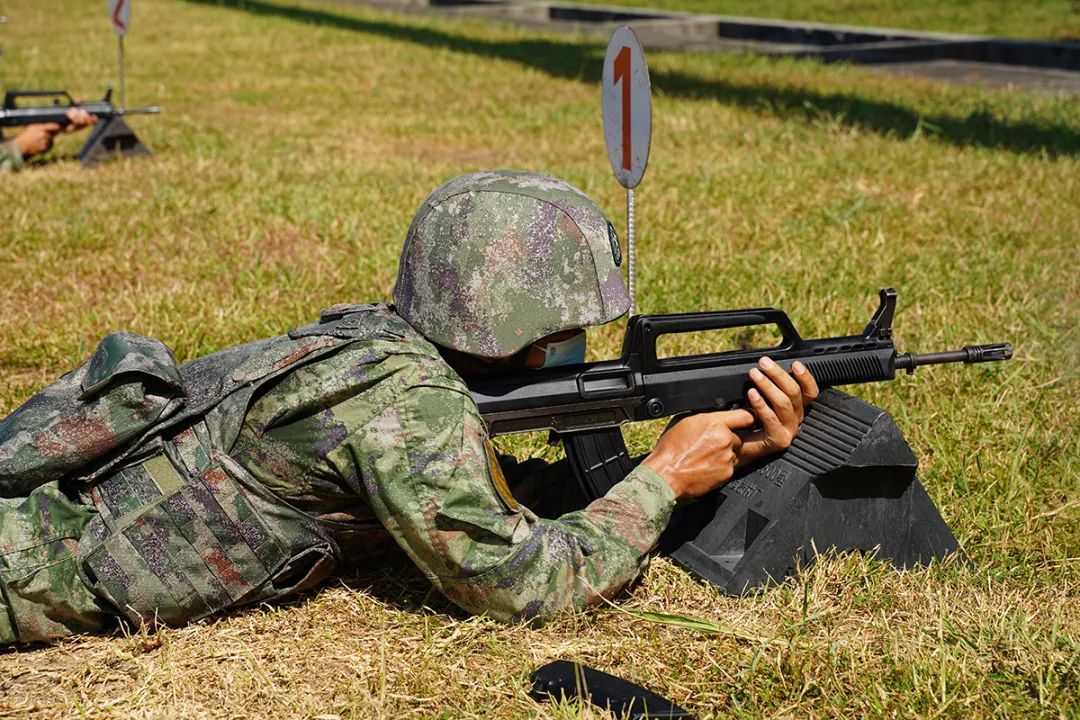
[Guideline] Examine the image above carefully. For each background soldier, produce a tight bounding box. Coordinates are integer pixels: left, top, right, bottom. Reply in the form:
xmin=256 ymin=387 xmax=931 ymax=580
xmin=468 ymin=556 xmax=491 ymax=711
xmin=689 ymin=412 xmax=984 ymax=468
xmin=0 ymin=170 xmax=817 ymax=644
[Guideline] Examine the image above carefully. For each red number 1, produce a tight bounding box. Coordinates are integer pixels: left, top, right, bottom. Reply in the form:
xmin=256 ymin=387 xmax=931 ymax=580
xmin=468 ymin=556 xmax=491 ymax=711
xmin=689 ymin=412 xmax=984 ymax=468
xmin=113 ymin=0 xmax=127 ymax=30
xmin=613 ymin=46 xmax=631 ymax=172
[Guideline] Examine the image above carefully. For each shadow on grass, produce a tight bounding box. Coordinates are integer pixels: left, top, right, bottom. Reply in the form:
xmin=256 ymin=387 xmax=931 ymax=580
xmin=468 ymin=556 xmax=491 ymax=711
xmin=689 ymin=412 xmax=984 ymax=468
xmin=186 ymin=0 xmax=1080 ymax=157
xmin=332 ymin=563 xmax=466 ymax=616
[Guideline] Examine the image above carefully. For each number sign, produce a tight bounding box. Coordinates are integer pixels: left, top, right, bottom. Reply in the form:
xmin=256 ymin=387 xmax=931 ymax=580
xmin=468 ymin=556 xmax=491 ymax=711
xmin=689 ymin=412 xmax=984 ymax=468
xmin=109 ymin=0 xmax=130 ymax=36
xmin=601 ymin=27 xmax=651 ymax=189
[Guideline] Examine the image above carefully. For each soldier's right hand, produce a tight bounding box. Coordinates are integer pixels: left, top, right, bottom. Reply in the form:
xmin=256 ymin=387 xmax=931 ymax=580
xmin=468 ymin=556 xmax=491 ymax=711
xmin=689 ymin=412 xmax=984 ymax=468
xmin=14 ymin=123 xmax=62 ymax=159
xmin=641 ymin=409 xmax=756 ymax=501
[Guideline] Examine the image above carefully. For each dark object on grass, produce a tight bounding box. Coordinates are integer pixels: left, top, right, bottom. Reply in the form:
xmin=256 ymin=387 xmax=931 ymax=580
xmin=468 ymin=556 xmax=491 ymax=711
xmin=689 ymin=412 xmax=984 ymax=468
xmin=77 ymin=115 xmax=152 ymax=166
xmin=471 ymin=287 xmax=1011 ymax=593
xmin=530 ymin=660 xmax=694 ymax=719
xmin=1 ymin=88 xmax=161 ymax=165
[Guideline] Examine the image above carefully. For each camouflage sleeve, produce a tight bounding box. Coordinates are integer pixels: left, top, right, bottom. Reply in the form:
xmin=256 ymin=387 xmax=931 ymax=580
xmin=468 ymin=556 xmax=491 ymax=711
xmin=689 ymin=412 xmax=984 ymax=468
xmin=0 ymin=138 xmax=24 ymax=173
xmin=329 ymin=384 xmax=675 ymax=624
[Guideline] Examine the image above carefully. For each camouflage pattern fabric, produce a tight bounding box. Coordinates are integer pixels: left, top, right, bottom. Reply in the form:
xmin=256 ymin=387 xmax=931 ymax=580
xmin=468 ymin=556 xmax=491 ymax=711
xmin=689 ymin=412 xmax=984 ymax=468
xmin=0 ymin=482 xmax=112 ymax=643
xmin=74 ymin=442 xmax=335 ymax=629
xmin=0 ymin=139 xmax=24 ymax=172
xmin=394 ymin=170 xmax=631 ymax=358
xmin=0 ymin=332 xmax=184 ymax=498
xmin=0 ymin=304 xmax=675 ymax=642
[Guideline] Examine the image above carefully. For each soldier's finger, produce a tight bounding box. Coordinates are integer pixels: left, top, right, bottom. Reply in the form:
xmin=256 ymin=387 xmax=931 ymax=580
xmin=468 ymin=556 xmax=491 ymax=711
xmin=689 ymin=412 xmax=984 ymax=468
xmin=712 ymin=408 xmax=757 ymax=430
xmin=749 ymin=365 xmax=797 ymax=424
xmin=747 ymin=388 xmax=785 ymax=438
xmin=791 ymin=361 xmax=820 ymax=403
xmin=757 ymin=356 xmax=804 ymax=416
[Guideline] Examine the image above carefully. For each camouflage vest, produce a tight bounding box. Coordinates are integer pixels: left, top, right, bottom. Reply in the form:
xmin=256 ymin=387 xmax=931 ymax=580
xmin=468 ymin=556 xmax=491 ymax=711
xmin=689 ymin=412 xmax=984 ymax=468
xmin=0 ymin=304 xmax=400 ymax=627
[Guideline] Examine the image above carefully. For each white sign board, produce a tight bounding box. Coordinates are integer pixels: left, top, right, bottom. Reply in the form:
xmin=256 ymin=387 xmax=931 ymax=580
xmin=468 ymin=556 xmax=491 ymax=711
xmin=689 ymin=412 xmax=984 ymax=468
xmin=601 ymin=26 xmax=651 ymax=189
xmin=109 ymin=0 xmax=130 ymax=36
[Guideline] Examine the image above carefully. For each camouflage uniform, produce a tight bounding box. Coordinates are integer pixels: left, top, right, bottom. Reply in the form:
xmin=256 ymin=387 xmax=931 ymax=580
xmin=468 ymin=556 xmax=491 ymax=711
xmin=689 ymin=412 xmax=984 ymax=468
xmin=0 ymin=172 xmax=676 ymax=644
xmin=0 ymin=139 xmax=25 ymax=172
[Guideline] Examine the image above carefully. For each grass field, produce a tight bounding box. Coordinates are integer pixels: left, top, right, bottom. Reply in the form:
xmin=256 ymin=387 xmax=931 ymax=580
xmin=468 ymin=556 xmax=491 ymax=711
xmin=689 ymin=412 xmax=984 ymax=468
xmin=556 ymin=0 xmax=1080 ymax=40
xmin=1 ymin=0 xmax=1078 ymax=717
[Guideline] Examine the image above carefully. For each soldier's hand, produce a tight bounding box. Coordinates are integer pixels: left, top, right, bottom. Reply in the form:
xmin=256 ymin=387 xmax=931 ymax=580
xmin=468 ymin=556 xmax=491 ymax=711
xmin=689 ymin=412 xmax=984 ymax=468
xmin=63 ymin=106 xmax=97 ymax=132
xmin=14 ymin=123 xmax=63 ymax=159
xmin=641 ymin=409 xmax=757 ymax=500
xmin=737 ymin=357 xmax=819 ymax=464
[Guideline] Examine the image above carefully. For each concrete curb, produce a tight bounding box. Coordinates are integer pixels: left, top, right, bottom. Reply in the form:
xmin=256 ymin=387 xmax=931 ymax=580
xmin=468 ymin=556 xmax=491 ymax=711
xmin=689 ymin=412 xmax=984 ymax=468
xmin=357 ymin=0 xmax=1079 ymax=71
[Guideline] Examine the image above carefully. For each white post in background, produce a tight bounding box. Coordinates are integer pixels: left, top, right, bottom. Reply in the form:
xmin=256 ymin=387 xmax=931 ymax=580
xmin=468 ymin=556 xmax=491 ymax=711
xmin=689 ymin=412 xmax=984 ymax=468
xmin=601 ymin=26 xmax=652 ymax=318
xmin=118 ymin=36 xmax=125 ymax=108
xmin=108 ymin=0 xmax=131 ymax=107
xmin=626 ymin=187 xmax=636 ymax=315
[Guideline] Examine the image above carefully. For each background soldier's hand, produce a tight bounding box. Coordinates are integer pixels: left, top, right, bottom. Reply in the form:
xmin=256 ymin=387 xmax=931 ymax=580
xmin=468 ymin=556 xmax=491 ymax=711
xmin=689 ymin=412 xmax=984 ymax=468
xmin=63 ymin=106 xmax=97 ymax=132
xmin=14 ymin=123 xmax=63 ymax=159
xmin=641 ymin=358 xmax=819 ymax=501
xmin=737 ymin=357 xmax=819 ymax=464
xmin=12 ymin=108 xmax=97 ymax=161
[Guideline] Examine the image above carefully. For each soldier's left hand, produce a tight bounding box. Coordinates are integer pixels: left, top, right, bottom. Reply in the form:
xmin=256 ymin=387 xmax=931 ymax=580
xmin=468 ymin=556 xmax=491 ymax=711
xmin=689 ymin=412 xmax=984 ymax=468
xmin=64 ymin=106 xmax=97 ymax=132
xmin=736 ymin=357 xmax=819 ymax=464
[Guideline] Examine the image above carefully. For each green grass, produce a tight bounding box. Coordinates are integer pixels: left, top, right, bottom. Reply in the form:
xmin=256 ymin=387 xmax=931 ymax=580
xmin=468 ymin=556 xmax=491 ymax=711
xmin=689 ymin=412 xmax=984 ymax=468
xmin=556 ymin=0 xmax=1080 ymax=40
xmin=1 ymin=0 xmax=1078 ymax=717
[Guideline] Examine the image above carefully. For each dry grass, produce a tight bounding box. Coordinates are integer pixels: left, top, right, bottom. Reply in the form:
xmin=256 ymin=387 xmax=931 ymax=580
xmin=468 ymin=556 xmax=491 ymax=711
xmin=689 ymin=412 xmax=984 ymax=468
xmin=1 ymin=0 xmax=1078 ymax=717
xmin=2 ymin=558 xmax=1077 ymax=718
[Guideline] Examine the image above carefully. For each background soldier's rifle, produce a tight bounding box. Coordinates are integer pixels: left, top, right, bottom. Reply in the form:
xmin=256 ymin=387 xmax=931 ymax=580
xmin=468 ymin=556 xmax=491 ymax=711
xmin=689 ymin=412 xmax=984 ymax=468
xmin=0 ymin=88 xmax=161 ymax=165
xmin=469 ymin=288 xmax=1012 ymax=594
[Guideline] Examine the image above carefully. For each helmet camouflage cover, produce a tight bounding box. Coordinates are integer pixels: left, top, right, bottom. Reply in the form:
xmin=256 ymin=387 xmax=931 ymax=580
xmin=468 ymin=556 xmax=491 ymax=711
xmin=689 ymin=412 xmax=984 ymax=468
xmin=393 ymin=170 xmax=630 ymax=358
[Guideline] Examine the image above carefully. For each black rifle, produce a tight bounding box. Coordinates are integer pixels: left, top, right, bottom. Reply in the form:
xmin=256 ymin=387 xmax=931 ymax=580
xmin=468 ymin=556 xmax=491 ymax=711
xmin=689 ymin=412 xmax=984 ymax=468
xmin=470 ymin=287 xmax=1011 ymax=499
xmin=0 ymin=88 xmax=161 ymax=128
xmin=1 ymin=88 xmax=161 ymax=165
xmin=470 ymin=288 xmax=1011 ymax=593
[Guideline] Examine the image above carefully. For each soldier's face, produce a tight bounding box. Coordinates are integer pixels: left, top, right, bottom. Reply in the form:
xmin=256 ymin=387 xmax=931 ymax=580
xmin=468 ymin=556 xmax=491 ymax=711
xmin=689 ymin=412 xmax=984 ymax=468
xmin=440 ymin=330 xmax=587 ymax=378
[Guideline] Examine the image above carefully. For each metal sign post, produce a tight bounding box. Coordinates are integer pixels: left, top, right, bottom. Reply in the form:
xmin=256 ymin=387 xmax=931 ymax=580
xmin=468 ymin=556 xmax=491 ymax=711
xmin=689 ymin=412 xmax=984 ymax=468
xmin=601 ymin=26 xmax=652 ymax=317
xmin=108 ymin=0 xmax=130 ymax=107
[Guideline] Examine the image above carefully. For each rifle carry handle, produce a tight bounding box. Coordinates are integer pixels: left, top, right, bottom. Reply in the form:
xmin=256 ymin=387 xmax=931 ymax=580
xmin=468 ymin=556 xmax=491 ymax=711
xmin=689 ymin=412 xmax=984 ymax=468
xmin=629 ymin=309 xmax=801 ymax=374
xmin=3 ymin=90 xmax=75 ymax=109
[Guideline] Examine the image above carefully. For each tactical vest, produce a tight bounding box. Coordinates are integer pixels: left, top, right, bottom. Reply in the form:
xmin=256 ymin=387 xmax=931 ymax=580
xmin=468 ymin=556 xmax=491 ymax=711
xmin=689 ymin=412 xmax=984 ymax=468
xmin=0 ymin=304 xmax=403 ymax=627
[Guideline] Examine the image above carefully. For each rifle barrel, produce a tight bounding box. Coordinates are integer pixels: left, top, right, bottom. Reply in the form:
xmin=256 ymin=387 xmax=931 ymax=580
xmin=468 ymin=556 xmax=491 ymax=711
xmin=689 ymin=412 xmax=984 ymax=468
xmin=0 ymin=105 xmax=162 ymax=127
xmin=895 ymin=343 xmax=1013 ymax=372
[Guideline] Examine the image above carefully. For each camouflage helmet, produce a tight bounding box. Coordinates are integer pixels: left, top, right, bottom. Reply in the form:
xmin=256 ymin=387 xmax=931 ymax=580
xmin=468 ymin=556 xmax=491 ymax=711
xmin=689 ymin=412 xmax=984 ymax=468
xmin=393 ymin=170 xmax=630 ymax=358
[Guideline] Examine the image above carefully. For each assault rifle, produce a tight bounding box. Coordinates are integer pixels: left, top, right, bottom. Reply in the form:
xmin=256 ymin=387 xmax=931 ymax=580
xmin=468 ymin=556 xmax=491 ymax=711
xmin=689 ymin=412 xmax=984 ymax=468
xmin=469 ymin=288 xmax=1012 ymax=593
xmin=1 ymin=88 xmax=161 ymax=165
xmin=0 ymin=88 xmax=161 ymax=127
